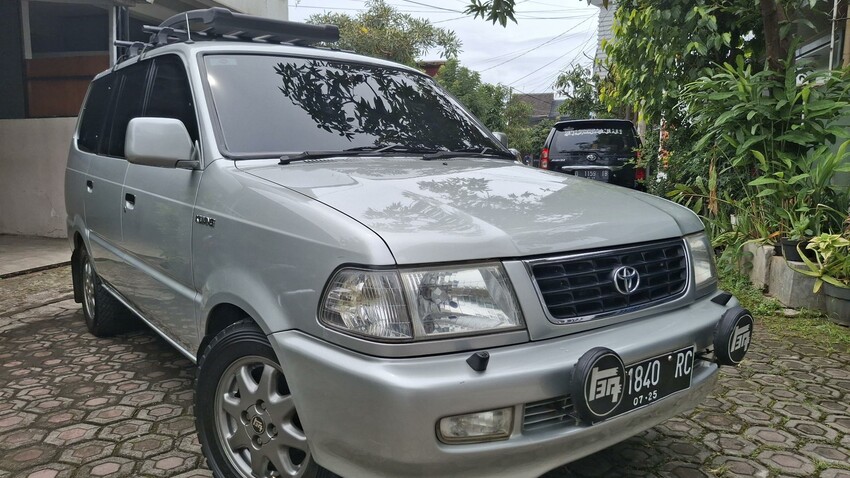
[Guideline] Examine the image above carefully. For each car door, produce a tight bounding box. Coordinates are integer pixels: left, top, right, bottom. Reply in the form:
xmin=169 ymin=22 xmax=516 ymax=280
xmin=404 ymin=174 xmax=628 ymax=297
xmin=119 ymin=54 xmax=202 ymax=352
xmin=83 ymin=63 xmax=149 ymax=287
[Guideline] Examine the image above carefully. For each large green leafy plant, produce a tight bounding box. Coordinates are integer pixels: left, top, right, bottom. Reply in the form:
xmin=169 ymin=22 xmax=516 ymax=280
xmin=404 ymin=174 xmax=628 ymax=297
xmin=669 ymin=57 xmax=850 ymax=244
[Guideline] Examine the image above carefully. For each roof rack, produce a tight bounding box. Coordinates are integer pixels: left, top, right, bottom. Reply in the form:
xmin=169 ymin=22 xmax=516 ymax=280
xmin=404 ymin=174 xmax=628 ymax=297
xmin=150 ymin=7 xmax=339 ymax=47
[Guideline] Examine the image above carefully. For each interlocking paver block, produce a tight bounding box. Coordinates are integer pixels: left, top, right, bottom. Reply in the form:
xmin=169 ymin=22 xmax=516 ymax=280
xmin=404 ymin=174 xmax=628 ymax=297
xmin=137 ymin=403 xmax=183 ymax=422
xmin=118 ymin=434 xmax=174 ymax=459
xmin=745 ymin=426 xmax=798 ymax=449
xmin=0 ymin=428 xmax=47 ymax=450
xmin=660 ymin=462 xmax=710 ymax=478
xmin=3 ymin=446 xmax=59 ymax=472
xmin=757 ymin=450 xmax=816 ymax=477
xmin=710 ymin=456 xmax=769 ymax=478
xmin=120 ymin=390 xmax=165 ymax=407
xmin=155 ymin=416 xmax=196 ymax=437
xmin=20 ymin=464 xmax=74 ymax=478
xmin=139 ymin=451 xmax=198 ymax=477
xmin=98 ymin=419 xmax=153 ymax=442
xmin=58 ymin=439 xmax=115 ymax=465
xmin=86 ymin=405 xmax=135 ymax=424
xmin=821 ymin=469 xmax=850 ymax=478
xmin=691 ymin=410 xmax=743 ymax=433
xmin=773 ymin=401 xmax=822 ymax=420
xmin=0 ymin=411 xmax=37 ymax=432
xmin=784 ymin=419 xmax=839 ymax=441
xmin=800 ymin=443 xmax=850 ymax=467
xmin=76 ymin=457 xmax=136 ymax=477
xmin=44 ymin=423 xmax=98 ymax=446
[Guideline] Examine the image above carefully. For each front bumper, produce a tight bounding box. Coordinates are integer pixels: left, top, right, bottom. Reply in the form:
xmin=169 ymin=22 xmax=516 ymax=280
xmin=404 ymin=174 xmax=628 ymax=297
xmin=270 ymin=292 xmax=739 ymax=478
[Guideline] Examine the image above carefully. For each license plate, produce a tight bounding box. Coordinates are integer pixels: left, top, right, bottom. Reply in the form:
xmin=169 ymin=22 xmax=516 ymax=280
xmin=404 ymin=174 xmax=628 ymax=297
xmin=573 ymin=169 xmax=609 ymax=182
xmin=618 ymin=346 xmax=694 ymax=415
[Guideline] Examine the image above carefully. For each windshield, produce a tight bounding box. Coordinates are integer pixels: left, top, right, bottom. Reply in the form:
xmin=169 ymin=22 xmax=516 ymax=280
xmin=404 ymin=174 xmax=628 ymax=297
xmin=553 ymin=124 xmax=637 ymax=154
xmin=203 ymin=54 xmax=502 ymax=158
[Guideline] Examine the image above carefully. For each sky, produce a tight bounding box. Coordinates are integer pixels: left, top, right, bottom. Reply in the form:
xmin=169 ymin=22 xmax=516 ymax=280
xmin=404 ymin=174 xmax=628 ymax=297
xmin=287 ymin=0 xmax=600 ymax=94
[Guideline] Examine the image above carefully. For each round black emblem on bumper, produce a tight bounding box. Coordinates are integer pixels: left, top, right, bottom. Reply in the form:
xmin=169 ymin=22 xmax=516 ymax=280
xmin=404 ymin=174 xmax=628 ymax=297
xmin=714 ymin=306 xmax=754 ymax=366
xmin=572 ymin=347 xmax=626 ymax=423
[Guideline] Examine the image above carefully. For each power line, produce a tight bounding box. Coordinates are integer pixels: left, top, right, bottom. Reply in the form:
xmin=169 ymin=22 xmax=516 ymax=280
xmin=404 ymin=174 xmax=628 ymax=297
xmin=514 ymin=27 xmax=596 ymax=92
xmin=395 ymin=0 xmax=464 ymax=13
xmin=476 ymin=13 xmax=596 ymax=73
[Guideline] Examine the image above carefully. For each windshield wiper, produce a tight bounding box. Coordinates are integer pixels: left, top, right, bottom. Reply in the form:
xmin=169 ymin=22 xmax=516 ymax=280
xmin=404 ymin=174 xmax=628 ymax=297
xmin=421 ymin=147 xmax=516 ymax=161
xmin=279 ymin=144 xmax=439 ymax=164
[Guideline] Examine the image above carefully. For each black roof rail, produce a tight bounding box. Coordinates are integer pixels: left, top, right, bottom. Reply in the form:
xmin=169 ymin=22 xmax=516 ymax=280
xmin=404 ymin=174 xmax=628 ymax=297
xmin=152 ymin=7 xmax=339 ymax=46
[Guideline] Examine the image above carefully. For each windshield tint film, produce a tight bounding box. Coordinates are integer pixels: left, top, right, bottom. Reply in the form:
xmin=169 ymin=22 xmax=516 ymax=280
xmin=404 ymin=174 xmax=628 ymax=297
xmin=204 ymin=54 xmax=498 ymax=157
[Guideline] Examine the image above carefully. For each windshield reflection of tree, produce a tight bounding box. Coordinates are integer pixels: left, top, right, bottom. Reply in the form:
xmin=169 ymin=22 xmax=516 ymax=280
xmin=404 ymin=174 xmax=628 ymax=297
xmin=363 ymin=176 xmax=562 ymax=235
xmin=274 ymin=60 xmax=491 ymax=150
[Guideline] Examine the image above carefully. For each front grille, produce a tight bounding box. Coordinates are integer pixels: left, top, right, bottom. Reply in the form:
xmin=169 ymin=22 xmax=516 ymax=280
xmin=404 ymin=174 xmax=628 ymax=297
xmin=530 ymin=239 xmax=687 ymax=321
xmin=523 ymin=396 xmax=576 ymax=432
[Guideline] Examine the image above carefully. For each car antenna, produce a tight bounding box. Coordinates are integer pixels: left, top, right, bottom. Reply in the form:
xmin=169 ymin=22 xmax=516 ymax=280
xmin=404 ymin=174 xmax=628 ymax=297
xmin=185 ymin=14 xmax=193 ymax=43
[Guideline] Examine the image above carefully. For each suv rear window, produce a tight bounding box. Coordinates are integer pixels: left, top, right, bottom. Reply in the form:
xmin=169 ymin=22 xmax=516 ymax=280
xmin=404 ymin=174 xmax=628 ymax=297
xmin=203 ymin=54 xmax=498 ymax=157
xmin=553 ymin=123 xmax=637 ymax=154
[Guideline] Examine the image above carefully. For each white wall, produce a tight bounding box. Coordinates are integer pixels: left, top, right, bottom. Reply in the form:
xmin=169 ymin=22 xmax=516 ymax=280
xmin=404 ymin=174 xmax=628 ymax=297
xmin=217 ymin=0 xmax=288 ymax=20
xmin=0 ymin=118 xmax=76 ymax=238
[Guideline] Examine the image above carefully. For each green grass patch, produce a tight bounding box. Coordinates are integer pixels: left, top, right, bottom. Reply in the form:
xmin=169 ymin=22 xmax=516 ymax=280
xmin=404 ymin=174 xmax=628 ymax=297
xmin=719 ymin=271 xmax=850 ymax=350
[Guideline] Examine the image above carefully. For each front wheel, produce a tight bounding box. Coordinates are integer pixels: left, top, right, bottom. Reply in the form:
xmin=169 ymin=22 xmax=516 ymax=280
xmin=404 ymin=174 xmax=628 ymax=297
xmin=196 ymin=320 xmax=338 ymax=478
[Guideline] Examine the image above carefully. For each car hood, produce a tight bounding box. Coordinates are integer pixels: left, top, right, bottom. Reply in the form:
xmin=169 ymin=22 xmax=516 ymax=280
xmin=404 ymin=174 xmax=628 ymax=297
xmin=237 ymin=157 xmax=702 ymax=264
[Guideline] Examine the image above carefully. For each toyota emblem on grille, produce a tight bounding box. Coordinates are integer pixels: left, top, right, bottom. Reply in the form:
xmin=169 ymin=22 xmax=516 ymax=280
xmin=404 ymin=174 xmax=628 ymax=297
xmin=586 ymin=153 xmax=598 ymax=162
xmin=612 ymin=266 xmax=640 ymax=295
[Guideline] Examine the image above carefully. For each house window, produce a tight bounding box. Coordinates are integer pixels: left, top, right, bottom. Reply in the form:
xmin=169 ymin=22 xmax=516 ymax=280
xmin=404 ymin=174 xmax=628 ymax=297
xmin=23 ymin=1 xmax=111 ymax=117
xmin=28 ymin=1 xmax=109 ymax=57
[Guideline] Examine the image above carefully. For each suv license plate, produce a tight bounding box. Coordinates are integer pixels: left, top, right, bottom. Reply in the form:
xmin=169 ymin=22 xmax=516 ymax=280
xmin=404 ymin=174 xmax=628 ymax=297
xmin=574 ymin=169 xmax=609 ymax=181
xmin=619 ymin=346 xmax=694 ymax=415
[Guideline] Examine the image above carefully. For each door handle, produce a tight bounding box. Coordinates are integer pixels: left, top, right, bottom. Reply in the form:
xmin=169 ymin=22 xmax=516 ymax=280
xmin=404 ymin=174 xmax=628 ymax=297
xmin=86 ymin=180 xmax=93 ymax=192
xmin=124 ymin=193 xmax=135 ymax=211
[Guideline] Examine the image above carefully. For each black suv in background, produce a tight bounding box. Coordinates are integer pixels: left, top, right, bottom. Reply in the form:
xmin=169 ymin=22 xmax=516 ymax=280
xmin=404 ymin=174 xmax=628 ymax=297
xmin=540 ymin=119 xmax=644 ymax=189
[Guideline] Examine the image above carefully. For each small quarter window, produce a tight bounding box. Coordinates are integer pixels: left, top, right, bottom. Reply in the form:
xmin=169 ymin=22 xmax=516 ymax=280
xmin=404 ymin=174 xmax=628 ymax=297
xmin=77 ymin=75 xmax=113 ymax=153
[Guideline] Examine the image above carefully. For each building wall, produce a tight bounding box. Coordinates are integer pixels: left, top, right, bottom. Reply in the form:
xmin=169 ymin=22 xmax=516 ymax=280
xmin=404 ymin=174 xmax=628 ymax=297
xmin=590 ymin=0 xmax=617 ymax=78
xmin=0 ymin=1 xmax=26 ymax=119
xmin=0 ymin=118 xmax=76 ymax=238
xmin=217 ymin=0 xmax=288 ymax=20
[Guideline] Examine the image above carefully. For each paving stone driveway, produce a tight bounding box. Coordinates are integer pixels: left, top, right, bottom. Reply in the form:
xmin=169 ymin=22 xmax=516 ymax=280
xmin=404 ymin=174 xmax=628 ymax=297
xmin=1 ymin=267 xmax=849 ymax=478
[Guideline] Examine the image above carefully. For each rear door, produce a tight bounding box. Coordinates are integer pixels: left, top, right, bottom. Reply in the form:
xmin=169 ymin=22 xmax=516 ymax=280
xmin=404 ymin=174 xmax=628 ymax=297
xmin=118 ymin=54 xmax=202 ymax=352
xmin=549 ymin=121 xmax=638 ymax=186
xmin=83 ymin=62 xmax=149 ymax=287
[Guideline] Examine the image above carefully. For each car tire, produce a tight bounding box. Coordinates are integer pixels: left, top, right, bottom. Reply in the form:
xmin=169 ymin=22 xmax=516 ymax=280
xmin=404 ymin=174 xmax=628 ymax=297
xmin=79 ymin=247 xmax=131 ymax=337
xmin=196 ymin=320 xmax=340 ymax=478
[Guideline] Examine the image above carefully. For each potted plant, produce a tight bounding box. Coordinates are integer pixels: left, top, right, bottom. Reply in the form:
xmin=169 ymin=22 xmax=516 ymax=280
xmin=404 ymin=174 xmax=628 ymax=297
xmin=794 ymin=233 xmax=850 ymax=325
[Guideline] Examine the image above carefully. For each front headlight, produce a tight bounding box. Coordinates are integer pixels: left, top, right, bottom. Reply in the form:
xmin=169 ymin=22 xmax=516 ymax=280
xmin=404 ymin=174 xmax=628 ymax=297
xmin=319 ymin=264 xmax=524 ymax=341
xmin=685 ymin=232 xmax=717 ymax=290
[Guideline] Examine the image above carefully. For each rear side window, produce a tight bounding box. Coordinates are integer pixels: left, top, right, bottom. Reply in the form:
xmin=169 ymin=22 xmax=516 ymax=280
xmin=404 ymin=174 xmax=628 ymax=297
xmin=146 ymin=55 xmax=199 ymax=144
xmin=553 ymin=123 xmax=637 ymax=154
xmin=104 ymin=62 xmax=150 ymax=158
xmin=77 ymin=76 xmax=114 ymax=153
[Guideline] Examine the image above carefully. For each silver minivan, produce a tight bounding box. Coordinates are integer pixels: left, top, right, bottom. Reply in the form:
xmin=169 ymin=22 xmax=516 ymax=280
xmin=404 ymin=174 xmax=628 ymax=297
xmin=65 ymin=8 xmax=754 ymax=478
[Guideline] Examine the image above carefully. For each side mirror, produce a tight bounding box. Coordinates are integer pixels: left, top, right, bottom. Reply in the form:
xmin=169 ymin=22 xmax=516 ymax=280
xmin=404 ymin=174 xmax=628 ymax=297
xmin=126 ymin=117 xmax=195 ymax=168
xmin=508 ymin=148 xmax=522 ymax=162
xmin=492 ymin=131 xmax=508 ymax=147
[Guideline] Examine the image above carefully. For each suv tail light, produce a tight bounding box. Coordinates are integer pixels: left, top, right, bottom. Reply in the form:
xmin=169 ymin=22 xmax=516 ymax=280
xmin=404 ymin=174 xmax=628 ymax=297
xmin=635 ymin=167 xmax=646 ymax=181
xmin=540 ymin=148 xmax=549 ymax=169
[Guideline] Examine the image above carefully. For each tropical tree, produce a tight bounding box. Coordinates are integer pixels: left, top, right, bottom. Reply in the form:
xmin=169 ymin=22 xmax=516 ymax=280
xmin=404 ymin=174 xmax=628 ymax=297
xmin=308 ymin=0 xmax=460 ymax=66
